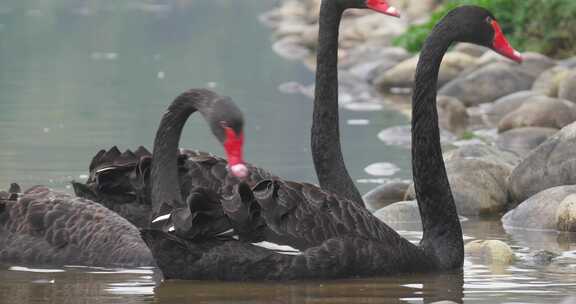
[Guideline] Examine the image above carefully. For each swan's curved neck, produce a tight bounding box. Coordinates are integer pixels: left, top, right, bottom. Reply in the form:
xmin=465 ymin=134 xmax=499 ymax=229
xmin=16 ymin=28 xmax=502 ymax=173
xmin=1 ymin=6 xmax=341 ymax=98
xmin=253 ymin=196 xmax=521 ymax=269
xmin=412 ymin=24 xmax=463 ymax=269
xmin=311 ymin=1 xmax=363 ymax=206
xmin=150 ymin=92 xmax=209 ymax=217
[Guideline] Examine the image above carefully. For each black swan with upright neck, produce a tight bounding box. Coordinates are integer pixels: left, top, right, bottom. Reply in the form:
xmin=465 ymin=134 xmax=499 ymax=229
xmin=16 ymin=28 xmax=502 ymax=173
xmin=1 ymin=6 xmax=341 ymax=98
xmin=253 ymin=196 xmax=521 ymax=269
xmin=72 ymin=0 xmax=400 ymax=222
xmin=140 ymin=5 xmax=522 ymax=280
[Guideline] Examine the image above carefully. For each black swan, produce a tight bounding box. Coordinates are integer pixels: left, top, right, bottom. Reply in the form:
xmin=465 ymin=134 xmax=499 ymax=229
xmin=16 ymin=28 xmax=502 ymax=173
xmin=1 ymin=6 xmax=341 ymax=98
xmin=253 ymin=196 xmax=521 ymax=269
xmin=0 ymin=184 xmax=153 ymax=267
xmin=142 ymin=5 xmax=522 ymax=280
xmin=312 ymin=0 xmax=398 ymax=206
xmin=72 ymin=0 xmax=400 ymax=224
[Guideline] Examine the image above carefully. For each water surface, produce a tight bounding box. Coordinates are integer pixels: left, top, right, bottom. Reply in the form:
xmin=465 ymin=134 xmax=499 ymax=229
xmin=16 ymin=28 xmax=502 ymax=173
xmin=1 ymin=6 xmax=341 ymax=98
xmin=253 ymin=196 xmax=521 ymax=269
xmin=0 ymin=1 xmax=575 ymax=303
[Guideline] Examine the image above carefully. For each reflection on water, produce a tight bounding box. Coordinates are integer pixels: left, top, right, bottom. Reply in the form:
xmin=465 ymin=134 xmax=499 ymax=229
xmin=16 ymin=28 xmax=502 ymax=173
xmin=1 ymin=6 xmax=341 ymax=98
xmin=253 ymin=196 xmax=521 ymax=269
xmin=1 ymin=1 xmax=576 ymax=303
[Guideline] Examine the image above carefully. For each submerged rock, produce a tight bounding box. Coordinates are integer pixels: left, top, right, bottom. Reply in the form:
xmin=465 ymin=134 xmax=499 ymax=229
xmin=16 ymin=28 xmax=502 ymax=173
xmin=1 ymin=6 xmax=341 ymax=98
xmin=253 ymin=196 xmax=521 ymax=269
xmin=509 ymin=122 xmax=576 ymax=203
xmin=503 ymin=185 xmax=576 ymax=231
xmin=497 ymin=97 xmax=576 ymax=132
xmin=465 ymin=240 xmax=515 ymax=264
xmin=363 ymin=181 xmax=411 ymax=212
xmin=374 ymin=52 xmax=476 ymax=91
xmin=496 ymin=127 xmax=558 ymax=157
xmin=525 ymin=250 xmax=559 ymax=266
xmin=481 ymin=91 xmax=545 ymax=127
xmin=439 ymin=62 xmax=534 ymax=107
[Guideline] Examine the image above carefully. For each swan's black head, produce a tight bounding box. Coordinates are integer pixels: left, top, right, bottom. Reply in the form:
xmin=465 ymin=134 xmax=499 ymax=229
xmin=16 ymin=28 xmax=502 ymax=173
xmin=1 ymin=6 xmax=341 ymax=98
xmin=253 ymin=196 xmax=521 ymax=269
xmin=207 ymin=95 xmax=248 ymax=179
xmin=441 ymin=5 xmax=522 ymax=63
xmin=334 ymin=0 xmax=400 ymax=17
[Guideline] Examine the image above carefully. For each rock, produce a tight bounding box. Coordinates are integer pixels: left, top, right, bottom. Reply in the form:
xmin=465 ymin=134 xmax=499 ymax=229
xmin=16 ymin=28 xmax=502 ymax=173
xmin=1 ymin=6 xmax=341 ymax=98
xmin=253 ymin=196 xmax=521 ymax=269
xmin=443 ymin=144 xmax=520 ymax=167
xmin=363 ymin=181 xmax=411 ymax=212
xmin=532 ymin=66 xmax=572 ymax=97
xmin=481 ymin=91 xmax=545 ymax=126
xmin=556 ymin=194 xmax=576 ymax=231
xmin=344 ymin=46 xmax=411 ymax=81
xmin=516 ymin=52 xmax=557 ymax=79
xmin=439 ymin=62 xmax=534 ymax=107
xmin=465 ymin=240 xmax=515 ymax=264
xmin=559 ymin=56 xmax=576 ymax=68
xmin=509 ymin=122 xmax=576 ymax=203
xmin=453 ymin=43 xmax=487 ymax=57
xmin=497 ymin=97 xmax=576 ymax=132
xmin=340 ymin=13 xmax=406 ymax=48
xmin=378 ymin=125 xmax=456 ymax=147
xmin=373 ymin=200 xmax=421 ymax=225
xmin=558 ymin=69 xmax=576 ymax=103
xmin=375 ymin=52 xmax=477 ymax=90
xmin=526 ymin=250 xmax=558 ymax=266
xmin=406 ymin=158 xmax=513 ymax=216
xmin=437 ymin=95 xmax=468 ymax=136
xmin=272 ymin=36 xmax=311 ymax=61
xmin=503 ymin=185 xmax=576 ymax=231
xmin=496 ymin=127 xmax=558 ymax=157
xmin=397 ymin=0 xmax=440 ymax=21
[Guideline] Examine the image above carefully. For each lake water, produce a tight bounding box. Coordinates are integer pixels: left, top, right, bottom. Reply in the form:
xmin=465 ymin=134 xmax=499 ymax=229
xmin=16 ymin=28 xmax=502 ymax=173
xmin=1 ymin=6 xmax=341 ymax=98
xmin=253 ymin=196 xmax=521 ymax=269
xmin=0 ymin=1 xmax=575 ymax=303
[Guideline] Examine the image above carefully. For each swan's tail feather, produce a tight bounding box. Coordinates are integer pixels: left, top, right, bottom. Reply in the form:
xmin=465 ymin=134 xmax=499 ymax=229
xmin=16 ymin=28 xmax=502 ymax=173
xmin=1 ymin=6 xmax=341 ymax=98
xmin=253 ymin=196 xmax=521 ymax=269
xmin=73 ymin=147 xmax=154 ymax=227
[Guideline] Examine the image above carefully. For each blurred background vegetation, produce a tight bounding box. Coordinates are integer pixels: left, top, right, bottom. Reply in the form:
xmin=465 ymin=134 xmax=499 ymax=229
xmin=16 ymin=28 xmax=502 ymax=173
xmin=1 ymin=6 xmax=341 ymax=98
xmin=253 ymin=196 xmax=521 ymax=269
xmin=394 ymin=0 xmax=576 ymax=58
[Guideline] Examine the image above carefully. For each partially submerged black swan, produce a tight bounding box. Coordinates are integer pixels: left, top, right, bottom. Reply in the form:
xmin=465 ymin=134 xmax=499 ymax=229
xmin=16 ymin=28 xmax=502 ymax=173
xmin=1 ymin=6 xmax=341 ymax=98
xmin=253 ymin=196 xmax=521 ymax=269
xmin=0 ymin=184 xmax=153 ymax=267
xmin=142 ymin=5 xmax=522 ymax=280
xmin=72 ymin=0 xmax=400 ymax=222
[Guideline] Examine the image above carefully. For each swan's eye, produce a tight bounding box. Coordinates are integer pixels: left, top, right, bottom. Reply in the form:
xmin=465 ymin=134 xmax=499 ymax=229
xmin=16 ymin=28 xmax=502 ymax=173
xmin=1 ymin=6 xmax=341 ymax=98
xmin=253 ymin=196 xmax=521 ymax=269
xmin=485 ymin=16 xmax=493 ymax=24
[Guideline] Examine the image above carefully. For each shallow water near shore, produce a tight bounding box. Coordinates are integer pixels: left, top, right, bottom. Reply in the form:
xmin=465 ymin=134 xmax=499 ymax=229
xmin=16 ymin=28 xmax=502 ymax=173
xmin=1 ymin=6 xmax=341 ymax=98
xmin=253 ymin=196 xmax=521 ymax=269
xmin=1 ymin=1 xmax=576 ymax=303
xmin=1 ymin=219 xmax=575 ymax=304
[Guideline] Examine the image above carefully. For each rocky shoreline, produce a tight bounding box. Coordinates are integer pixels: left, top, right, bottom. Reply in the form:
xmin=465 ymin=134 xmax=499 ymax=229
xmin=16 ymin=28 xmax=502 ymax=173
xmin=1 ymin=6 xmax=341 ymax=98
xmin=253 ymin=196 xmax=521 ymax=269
xmin=261 ymin=0 xmax=576 ymax=235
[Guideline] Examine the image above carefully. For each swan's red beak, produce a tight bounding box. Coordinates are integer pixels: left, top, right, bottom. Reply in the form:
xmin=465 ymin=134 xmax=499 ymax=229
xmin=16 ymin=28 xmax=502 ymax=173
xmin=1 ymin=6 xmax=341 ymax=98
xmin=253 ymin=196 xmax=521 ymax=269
xmin=223 ymin=127 xmax=248 ymax=179
xmin=490 ymin=20 xmax=522 ymax=63
xmin=366 ymin=0 xmax=400 ymax=17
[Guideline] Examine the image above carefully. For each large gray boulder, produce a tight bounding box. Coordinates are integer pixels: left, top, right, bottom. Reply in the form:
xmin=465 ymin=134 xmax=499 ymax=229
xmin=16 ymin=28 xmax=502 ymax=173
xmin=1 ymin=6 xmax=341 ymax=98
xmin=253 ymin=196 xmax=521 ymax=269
xmin=503 ymin=185 xmax=576 ymax=232
xmin=481 ymin=91 xmax=545 ymax=127
xmin=437 ymin=95 xmax=468 ymax=135
xmin=509 ymin=122 xmax=576 ymax=203
xmin=496 ymin=127 xmax=558 ymax=157
xmin=453 ymin=43 xmax=487 ymax=57
xmin=515 ymin=52 xmax=557 ymax=79
xmin=497 ymin=97 xmax=576 ymax=132
xmin=406 ymin=158 xmax=513 ymax=216
xmin=558 ymin=69 xmax=576 ymax=103
xmin=373 ymin=200 xmax=421 ymax=226
xmin=363 ymin=181 xmax=411 ymax=212
xmin=375 ymin=52 xmax=477 ymax=91
xmin=439 ymin=62 xmax=534 ymax=107
xmin=443 ymin=144 xmax=520 ymax=166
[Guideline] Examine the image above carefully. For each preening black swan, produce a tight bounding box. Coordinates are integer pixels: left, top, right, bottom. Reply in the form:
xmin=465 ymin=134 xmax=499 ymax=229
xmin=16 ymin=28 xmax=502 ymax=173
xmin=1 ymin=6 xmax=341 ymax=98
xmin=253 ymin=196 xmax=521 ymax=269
xmin=142 ymin=5 xmax=522 ymax=280
xmin=0 ymin=184 xmax=153 ymax=267
xmin=72 ymin=0 xmax=400 ymax=223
